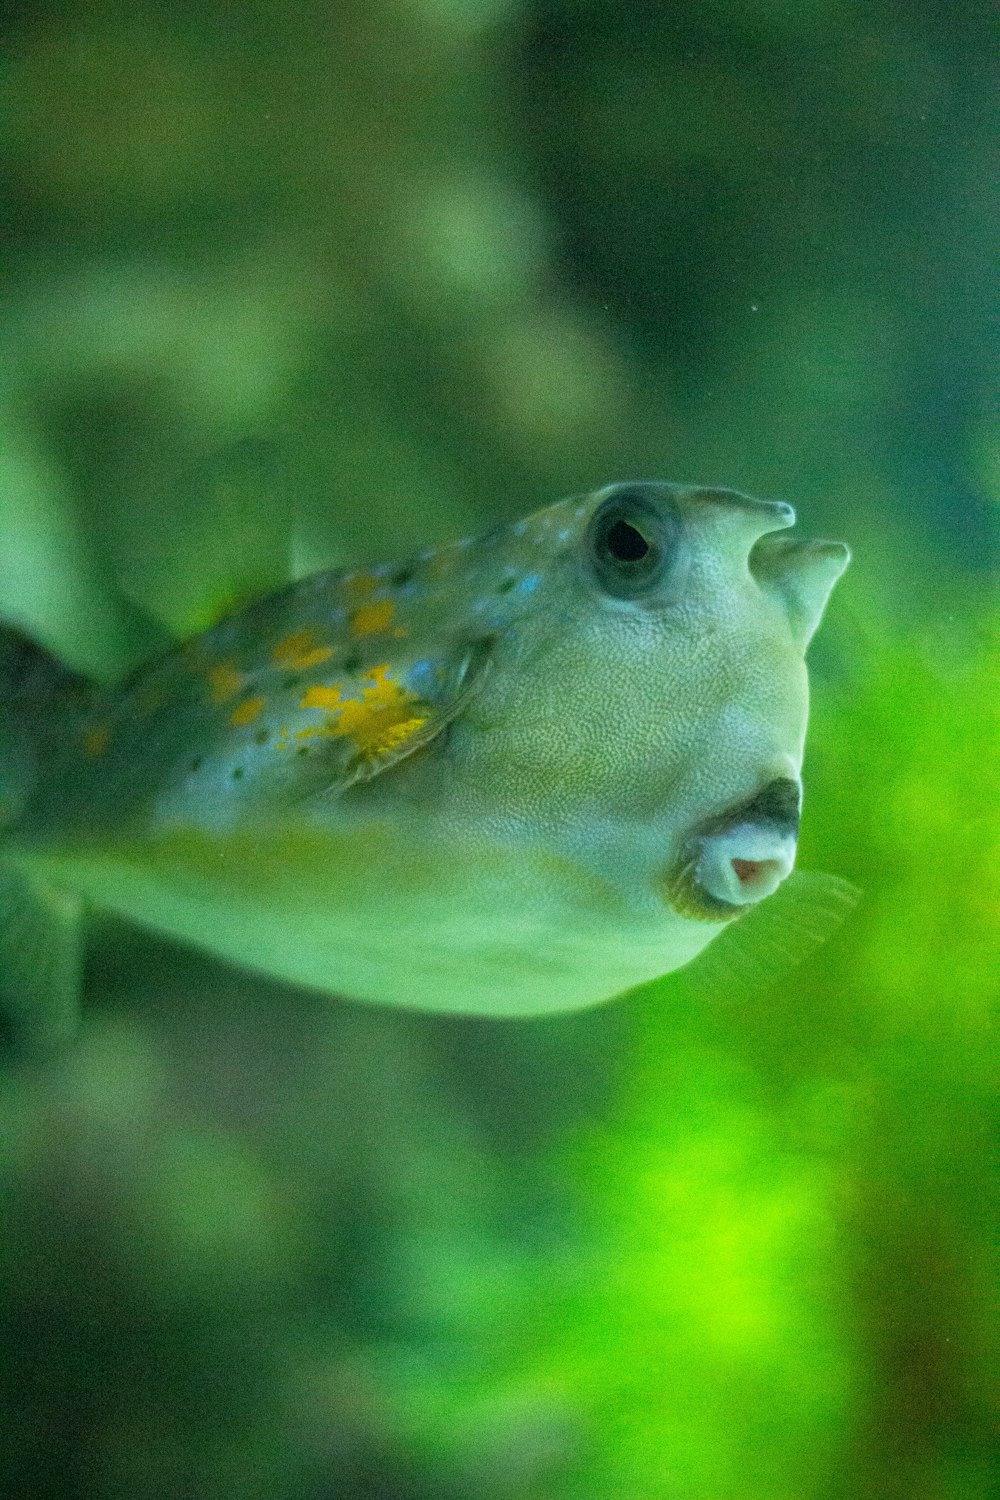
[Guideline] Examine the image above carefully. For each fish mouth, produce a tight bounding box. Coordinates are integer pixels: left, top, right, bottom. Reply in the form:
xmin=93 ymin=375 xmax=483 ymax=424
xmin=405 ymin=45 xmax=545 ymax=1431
xmin=664 ymin=777 xmax=801 ymax=922
xmin=694 ymin=823 xmax=797 ymax=906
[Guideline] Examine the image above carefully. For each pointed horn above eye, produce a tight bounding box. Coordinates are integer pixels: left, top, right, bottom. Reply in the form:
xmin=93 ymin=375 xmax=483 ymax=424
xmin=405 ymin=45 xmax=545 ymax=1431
xmin=751 ymin=536 xmax=851 ymax=649
xmin=682 ymin=486 xmax=797 ymax=547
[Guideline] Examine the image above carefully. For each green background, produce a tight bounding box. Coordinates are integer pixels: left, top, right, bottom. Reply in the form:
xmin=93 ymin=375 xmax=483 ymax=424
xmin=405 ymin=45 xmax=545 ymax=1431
xmin=1 ymin=2 xmax=996 ymax=1496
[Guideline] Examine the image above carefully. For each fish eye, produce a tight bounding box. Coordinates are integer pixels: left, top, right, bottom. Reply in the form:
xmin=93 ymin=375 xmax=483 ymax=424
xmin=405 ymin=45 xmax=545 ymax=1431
xmin=586 ymin=488 xmax=678 ymax=599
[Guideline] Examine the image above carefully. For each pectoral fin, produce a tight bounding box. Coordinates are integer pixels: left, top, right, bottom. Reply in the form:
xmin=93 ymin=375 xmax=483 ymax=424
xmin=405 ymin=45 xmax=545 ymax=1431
xmin=678 ymin=868 xmax=860 ymax=1002
xmin=302 ymin=637 xmax=494 ymax=801
xmin=0 ymin=861 xmax=83 ymax=1052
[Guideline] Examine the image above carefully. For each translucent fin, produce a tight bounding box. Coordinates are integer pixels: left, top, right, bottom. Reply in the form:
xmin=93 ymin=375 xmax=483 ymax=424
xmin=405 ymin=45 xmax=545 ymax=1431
xmin=678 ymin=868 xmax=860 ymax=1002
xmin=0 ymin=420 xmax=147 ymax=682
xmin=0 ymin=862 xmax=83 ymax=1051
xmin=109 ymin=438 xmax=295 ymax=639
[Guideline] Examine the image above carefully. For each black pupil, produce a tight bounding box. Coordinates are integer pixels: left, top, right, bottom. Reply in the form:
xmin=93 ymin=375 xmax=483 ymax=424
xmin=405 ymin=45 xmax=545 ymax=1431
xmin=605 ymin=519 xmax=650 ymax=563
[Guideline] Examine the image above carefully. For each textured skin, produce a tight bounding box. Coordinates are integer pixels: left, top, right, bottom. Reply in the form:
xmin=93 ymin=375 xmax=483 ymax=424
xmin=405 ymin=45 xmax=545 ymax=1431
xmin=3 ymin=482 xmax=849 ymax=1015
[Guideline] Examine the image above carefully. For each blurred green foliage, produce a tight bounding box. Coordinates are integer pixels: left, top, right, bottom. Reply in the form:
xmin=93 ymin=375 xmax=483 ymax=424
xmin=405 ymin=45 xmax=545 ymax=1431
xmin=1 ymin=1 xmax=996 ymax=1497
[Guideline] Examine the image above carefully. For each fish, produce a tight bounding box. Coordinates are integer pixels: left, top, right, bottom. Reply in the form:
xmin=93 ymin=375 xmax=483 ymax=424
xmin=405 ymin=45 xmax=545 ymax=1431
xmin=0 ymin=481 xmax=851 ymax=1046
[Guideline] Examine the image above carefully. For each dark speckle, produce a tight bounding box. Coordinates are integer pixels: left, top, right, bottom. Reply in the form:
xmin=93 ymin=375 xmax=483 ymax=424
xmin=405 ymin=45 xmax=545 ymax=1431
xmin=297 ymin=745 xmax=309 ymax=756
xmin=253 ymin=727 xmax=271 ymax=745
xmin=189 ymin=756 xmax=203 ymax=773
xmin=232 ymin=765 xmax=245 ymax=780
xmin=282 ymin=675 xmax=302 ymax=691
xmin=342 ymin=651 xmax=362 ymax=674
xmin=496 ymin=574 xmax=517 ymax=594
xmin=391 ymin=564 xmax=416 ymax=588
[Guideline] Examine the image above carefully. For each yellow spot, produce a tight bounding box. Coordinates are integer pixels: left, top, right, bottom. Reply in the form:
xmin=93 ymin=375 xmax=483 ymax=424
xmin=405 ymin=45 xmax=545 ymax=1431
xmin=350 ymin=600 xmax=395 ymax=638
xmin=297 ymin=663 xmax=428 ymax=762
xmin=82 ymin=724 xmax=111 ymax=757
xmin=366 ymin=716 xmax=428 ymax=755
xmin=271 ymin=629 xmax=333 ymax=671
xmin=300 ymin=682 xmax=345 ymax=712
xmin=208 ymin=662 xmax=244 ymax=704
xmin=231 ymin=695 xmax=266 ymax=727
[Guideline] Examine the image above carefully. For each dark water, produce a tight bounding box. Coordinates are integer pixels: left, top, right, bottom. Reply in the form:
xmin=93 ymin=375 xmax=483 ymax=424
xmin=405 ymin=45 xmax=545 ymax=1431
xmin=2 ymin=4 xmax=996 ymax=1498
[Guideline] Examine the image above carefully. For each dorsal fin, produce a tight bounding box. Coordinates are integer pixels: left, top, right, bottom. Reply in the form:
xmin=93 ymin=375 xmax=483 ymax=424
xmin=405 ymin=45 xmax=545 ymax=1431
xmin=106 ymin=438 xmax=296 ymax=640
xmin=0 ymin=431 xmax=148 ymax=682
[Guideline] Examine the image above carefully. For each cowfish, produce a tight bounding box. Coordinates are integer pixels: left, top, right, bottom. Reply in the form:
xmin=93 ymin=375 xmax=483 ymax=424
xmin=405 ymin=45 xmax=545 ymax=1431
xmin=0 ymin=482 xmax=850 ymax=1045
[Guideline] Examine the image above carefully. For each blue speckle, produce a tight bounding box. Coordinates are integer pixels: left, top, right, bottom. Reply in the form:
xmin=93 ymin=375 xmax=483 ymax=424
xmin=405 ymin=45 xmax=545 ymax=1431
xmin=407 ymin=657 xmax=442 ymax=696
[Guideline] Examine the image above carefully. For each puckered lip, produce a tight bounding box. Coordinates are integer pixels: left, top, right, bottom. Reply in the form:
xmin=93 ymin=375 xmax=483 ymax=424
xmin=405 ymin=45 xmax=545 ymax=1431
xmin=662 ymin=777 xmax=801 ymax=922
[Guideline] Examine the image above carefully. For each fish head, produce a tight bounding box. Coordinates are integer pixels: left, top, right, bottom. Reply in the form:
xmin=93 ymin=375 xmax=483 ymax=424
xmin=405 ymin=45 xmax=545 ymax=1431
xmin=440 ymin=480 xmax=850 ymax=924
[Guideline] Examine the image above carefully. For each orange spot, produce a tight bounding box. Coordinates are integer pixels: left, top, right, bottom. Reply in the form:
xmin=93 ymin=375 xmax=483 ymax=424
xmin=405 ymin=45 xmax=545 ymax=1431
xmin=350 ymin=600 xmax=395 ymax=638
xmin=231 ymin=695 xmax=265 ymax=727
xmin=298 ymin=663 xmax=427 ymax=762
xmin=271 ymin=629 xmax=333 ymax=671
xmin=82 ymin=724 xmax=110 ymax=757
xmin=300 ymin=682 xmax=344 ymax=712
xmin=208 ymin=662 xmax=244 ymax=704
xmin=366 ymin=716 xmax=427 ymax=755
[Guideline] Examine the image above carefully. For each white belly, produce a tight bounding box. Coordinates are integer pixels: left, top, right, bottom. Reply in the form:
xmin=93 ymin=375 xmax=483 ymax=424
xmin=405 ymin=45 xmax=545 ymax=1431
xmin=23 ymin=816 xmax=718 ymax=1017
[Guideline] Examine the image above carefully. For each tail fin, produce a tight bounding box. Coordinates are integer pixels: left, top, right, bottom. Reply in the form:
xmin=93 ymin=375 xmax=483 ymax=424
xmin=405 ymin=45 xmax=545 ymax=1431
xmin=1 ymin=626 xmax=94 ymax=828
xmin=1 ymin=626 xmax=91 ymax=1050
xmin=0 ymin=865 xmax=83 ymax=1052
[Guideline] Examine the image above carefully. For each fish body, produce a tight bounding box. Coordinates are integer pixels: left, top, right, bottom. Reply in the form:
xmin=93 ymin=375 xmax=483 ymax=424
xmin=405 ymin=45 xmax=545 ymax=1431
xmin=0 ymin=482 xmax=849 ymax=1033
